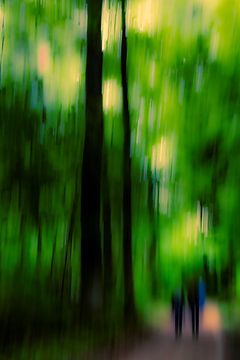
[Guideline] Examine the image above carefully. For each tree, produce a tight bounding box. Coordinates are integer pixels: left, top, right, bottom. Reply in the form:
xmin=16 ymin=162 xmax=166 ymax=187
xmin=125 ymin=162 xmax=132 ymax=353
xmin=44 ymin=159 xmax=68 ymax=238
xmin=121 ymin=0 xmax=136 ymax=320
xmin=102 ymin=144 xmax=113 ymax=307
xmin=80 ymin=0 xmax=104 ymax=317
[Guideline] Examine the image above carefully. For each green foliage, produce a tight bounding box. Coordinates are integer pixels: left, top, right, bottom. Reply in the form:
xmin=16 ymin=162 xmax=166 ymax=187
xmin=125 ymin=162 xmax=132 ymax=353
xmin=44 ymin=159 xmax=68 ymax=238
xmin=0 ymin=0 xmax=240 ymax=354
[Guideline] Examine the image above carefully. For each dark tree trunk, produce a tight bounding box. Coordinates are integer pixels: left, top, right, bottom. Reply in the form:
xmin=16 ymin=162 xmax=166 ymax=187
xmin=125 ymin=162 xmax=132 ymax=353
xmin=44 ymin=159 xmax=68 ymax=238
xmin=80 ymin=0 xmax=104 ymax=316
xmin=121 ymin=0 xmax=136 ymax=321
xmin=102 ymin=146 xmax=113 ymax=306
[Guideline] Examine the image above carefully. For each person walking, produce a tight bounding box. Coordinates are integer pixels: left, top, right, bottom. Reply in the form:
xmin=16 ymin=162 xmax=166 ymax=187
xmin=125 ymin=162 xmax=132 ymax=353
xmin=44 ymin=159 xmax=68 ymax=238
xmin=187 ymin=278 xmax=199 ymax=339
xmin=171 ymin=288 xmax=185 ymax=338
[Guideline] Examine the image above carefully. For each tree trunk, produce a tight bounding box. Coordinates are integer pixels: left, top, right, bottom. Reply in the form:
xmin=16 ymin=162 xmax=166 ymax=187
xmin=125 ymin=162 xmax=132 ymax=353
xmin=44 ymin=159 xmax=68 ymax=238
xmin=102 ymin=146 xmax=113 ymax=306
xmin=80 ymin=0 xmax=104 ymax=317
xmin=121 ymin=0 xmax=136 ymax=321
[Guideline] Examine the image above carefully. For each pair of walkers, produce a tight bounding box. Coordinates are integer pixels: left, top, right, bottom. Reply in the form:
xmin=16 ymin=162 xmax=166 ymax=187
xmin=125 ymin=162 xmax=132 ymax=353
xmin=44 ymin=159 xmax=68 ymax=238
xmin=171 ymin=278 xmax=205 ymax=338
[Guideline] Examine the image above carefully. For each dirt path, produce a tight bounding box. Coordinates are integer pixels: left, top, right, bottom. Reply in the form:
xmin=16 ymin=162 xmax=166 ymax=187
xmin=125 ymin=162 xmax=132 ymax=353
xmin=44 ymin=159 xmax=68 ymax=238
xmin=116 ymin=302 xmax=223 ymax=360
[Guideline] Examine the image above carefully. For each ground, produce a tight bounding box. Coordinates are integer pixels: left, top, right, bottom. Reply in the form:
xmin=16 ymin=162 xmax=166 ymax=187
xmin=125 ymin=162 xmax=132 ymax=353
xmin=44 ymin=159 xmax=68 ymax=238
xmin=95 ymin=303 xmax=226 ymax=360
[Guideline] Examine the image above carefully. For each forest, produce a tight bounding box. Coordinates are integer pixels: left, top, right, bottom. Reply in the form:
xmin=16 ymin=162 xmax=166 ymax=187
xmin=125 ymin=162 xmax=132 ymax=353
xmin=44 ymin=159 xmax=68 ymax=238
xmin=0 ymin=0 xmax=240 ymax=358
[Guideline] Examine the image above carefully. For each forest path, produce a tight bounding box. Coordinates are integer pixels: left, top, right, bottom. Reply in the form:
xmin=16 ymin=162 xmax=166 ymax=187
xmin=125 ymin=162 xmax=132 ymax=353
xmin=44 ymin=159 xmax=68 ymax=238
xmin=115 ymin=302 xmax=223 ymax=360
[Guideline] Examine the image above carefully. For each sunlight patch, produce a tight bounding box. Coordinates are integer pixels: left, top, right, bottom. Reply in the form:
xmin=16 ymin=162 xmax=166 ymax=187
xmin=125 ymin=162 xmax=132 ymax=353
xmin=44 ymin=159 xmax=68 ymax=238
xmin=102 ymin=0 xmax=121 ymax=51
xmin=103 ymin=79 xmax=122 ymax=113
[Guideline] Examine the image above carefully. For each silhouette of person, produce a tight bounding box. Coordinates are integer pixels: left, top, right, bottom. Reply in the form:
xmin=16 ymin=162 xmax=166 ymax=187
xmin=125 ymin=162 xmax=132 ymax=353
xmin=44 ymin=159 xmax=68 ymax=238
xmin=187 ymin=278 xmax=199 ymax=338
xmin=171 ymin=288 xmax=185 ymax=338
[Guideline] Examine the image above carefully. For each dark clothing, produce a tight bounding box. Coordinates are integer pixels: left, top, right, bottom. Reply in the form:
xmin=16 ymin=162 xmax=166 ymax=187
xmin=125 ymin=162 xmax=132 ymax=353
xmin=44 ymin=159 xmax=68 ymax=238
xmin=187 ymin=281 xmax=199 ymax=338
xmin=172 ymin=291 xmax=184 ymax=337
xmin=189 ymin=301 xmax=199 ymax=337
